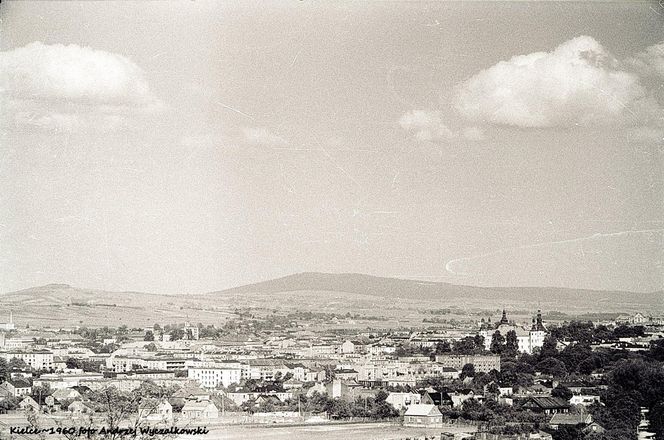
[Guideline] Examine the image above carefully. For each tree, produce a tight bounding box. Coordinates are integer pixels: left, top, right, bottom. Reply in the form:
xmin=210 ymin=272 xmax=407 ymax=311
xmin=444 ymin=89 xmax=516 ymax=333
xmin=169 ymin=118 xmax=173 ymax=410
xmin=169 ymin=328 xmax=184 ymax=341
xmin=0 ymin=358 xmax=9 ymax=382
xmin=435 ymin=340 xmax=451 ymax=354
xmin=536 ymin=357 xmax=567 ymax=377
xmin=8 ymin=358 xmax=29 ymax=371
xmin=144 ymin=330 xmax=154 ymax=341
xmin=539 ymin=335 xmax=559 ymax=359
xmin=490 ymin=331 xmax=506 ymax=354
xmin=504 ymin=330 xmax=519 ymax=358
xmin=65 ymin=358 xmax=81 ymax=369
xmin=461 ymin=363 xmax=476 ymax=380
xmin=551 ymin=385 xmax=573 ymax=401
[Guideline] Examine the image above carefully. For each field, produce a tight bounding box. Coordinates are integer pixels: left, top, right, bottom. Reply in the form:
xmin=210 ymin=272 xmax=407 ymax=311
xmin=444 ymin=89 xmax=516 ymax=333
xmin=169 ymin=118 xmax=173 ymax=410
xmin=179 ymin=422 xmax=476 ymax=440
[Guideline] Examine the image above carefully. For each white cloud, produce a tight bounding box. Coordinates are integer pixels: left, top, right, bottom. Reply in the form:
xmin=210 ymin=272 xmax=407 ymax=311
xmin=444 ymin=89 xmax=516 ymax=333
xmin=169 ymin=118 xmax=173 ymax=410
xmin=627 ymin=41 xmax=664 ymax=79
xmin=399 ymin=110 xmax=486 ymax=142
xmin=0 ymin=41 xmax=156 ymax=106
xmin=454 ymin=36 xmax=659 ymax=128
xmin=0 ymin=42 xmax=162 ymax=133
xmin=241 ymin=127 xmax=288 ymax=146
xmin=399 ymin=110 xmax=455 ymax=141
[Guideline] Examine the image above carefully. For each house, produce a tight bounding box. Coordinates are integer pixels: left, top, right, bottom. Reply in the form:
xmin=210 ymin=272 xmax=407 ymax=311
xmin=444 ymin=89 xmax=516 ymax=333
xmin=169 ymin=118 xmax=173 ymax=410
xmin=421 ymin=390 xmax=453 ymax=407
xmin=44 ymin=395 xmax=62 ymax=411
xmin=51 ymin=387 xmax=82 ymax=402
xmin=19 ymin=396 xmax=40 ymax=411
xmin=521 ymin=397 xmax=570 ymax=415
xmin=549 ymin=413 xmax=593 ymax=429
xmin=335 ymin=369 xmax=359 ymax=381
xmin=340 ymin=340 xmax=355 ymax=354
xmin=451 ymin=389 xmax=482 ymax=407
xmin=385 ymin=392 xmax=421 ymax=410
xmin=138 ymin=399 xmax=173 ymax=422
xmin=569 ymin=394 xmax=600 ymax=406
xmin=169 ymin=383 xmax=209 ymax=407
xmin=0 ymin=378 xmax=32 ymax=397
xmin=403 ymin=404 xmax=443 ymax=427
xmin=181 ymin=400 xmax=219 ymax=419
xmin=583 ymin=421 xmax=606 ymax=435
xmin=67 ymin=400 xmax=93 ymax=416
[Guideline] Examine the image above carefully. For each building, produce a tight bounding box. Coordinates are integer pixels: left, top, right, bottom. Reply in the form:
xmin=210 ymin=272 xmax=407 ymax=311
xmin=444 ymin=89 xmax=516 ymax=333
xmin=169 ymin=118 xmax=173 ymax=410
xmin=0 ymin=378 xmax=32 ymax=397
xmin=188 ymin=366 xmax=242 ymax=388
xmin=183 ymin=323 xmax=200 ymax=340
xmin=0 ymin=312 xmax=15 ymax=331
xmin=435 ymin=354 xmax=501 ymax=373
xmin=479 ymin=310 xmax=547 ymax=355
xmin=0 ymin=350 xmax=54 ymax=370
xmin=549 ymin=413 xmax=593 ymax=429
xmin=138 ymin=399 xmax=173 ymax=422
xmin=403 ymin=404 xmax=443 ymax=427
xmin=181 ymin=400 xmax=219 ymax=419
xmin=521 ymin=397 xmax=570 ymax=415
xmin=386 ymin=392 xmax=421 ymax=410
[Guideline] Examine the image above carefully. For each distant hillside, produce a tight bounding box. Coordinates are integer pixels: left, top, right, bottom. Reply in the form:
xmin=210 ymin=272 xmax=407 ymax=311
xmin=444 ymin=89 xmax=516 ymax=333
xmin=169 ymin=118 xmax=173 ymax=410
xmin=2 ymin=274 xmax=662 ymax=328
xmin=208 ymin=272 xmax=664 ymax=310
xmin=0 ymin=284 xmax=230 ymax=328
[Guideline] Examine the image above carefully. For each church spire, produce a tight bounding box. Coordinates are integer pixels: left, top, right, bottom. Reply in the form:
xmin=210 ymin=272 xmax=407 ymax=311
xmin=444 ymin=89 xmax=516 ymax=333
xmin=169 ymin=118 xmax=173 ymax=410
xmin=499 ymin=309 xmax=509 ymax=326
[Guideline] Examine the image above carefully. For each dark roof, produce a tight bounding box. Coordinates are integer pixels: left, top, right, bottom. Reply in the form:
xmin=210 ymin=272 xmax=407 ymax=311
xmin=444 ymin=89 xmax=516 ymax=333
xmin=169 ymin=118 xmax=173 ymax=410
xmin=8 ymin=378 xmax=32 ymax=388
xmin=522 ymin=396 xmax=570 ymax=410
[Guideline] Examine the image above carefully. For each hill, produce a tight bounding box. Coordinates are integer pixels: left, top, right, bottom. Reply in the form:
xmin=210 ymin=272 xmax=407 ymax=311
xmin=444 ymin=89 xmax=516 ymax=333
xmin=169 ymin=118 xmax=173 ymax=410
xmin=208 ymin=272 xmax=664 ymax=311
xmin=1 ymin=274 xmax=662 ymax=327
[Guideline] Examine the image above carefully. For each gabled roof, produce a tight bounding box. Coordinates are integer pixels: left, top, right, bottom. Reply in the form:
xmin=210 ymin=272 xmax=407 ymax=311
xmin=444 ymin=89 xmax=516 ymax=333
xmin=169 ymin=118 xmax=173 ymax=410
xmin=523 ymin=396 xmax=570 ymax=409
xmin=550 ymin=413 xmax=592 ymax=425
xmin=182 ymin=400 xmax=217 ymax=411
xmin=8 ymin=378 xmax=31 ymax=389
xmin=404 ymin=404 xmax=442 ymax=417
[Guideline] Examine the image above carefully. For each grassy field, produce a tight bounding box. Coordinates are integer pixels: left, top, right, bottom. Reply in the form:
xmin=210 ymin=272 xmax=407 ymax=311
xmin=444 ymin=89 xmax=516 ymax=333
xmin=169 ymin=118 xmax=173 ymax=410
xmin=179 ymin=422 xmax=476 ymax=440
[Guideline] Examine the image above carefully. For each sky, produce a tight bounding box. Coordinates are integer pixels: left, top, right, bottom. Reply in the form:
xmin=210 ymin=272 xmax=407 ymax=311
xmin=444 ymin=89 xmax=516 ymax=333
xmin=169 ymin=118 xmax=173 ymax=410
xmin=0 ymin=1 xmax=663 ymax=294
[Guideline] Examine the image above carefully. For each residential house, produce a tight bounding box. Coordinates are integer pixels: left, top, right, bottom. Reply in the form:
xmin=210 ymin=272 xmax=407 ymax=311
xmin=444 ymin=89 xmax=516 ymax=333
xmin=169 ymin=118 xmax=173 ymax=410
xmin=138 ymin=399 xmax=173 ymax=422
xmin=569 ymin=395 xmax=601 ymax=406
xmin=0 ymin=378 xmax=32 ymax=397
xmin=403 ymin=404 xmax=443 ymax=427
xmin=19 ymin=396 xmax=40 ymax=411
xmin=385 ymin=392 xmax=421 ymax=410
xmin=548 ymin=413 xmax=593 ymax=429
xmin=521 ymin=397 xmax=570 ymax=415
xmin=181 ymin=400 xmax=219 ymax=419
xmin=67 ymin=400 xmax=93 ymax=416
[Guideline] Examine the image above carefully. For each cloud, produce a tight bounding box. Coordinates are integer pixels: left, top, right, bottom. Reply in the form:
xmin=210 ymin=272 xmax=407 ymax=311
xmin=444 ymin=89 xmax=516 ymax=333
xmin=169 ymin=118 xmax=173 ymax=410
xmin=399 ymin=110 xmax=455 ymax=141
xmin=626 ymin=41 xmax=664 ymax=79
xmin=454 ymin=36 xmax=659 ymax=128
xmin=0 ymin=42 xmax=162 ymax=133
xmin=241 ymin=127 xmax=288 ymax=146
xmin=399 ymin=110 xmax=485 ymax=142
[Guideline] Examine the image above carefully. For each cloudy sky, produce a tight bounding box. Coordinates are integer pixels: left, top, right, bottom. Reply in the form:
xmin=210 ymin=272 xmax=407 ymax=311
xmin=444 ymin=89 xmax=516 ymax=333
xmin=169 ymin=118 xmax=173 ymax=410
xmin=1 ymin=1 xmax=663 ymax=294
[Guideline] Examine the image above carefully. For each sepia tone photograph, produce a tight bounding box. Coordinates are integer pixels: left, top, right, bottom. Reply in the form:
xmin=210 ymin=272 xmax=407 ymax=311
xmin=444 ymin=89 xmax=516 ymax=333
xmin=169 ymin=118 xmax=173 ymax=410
xmin=0 ymin=0 xmax=663 ymax=439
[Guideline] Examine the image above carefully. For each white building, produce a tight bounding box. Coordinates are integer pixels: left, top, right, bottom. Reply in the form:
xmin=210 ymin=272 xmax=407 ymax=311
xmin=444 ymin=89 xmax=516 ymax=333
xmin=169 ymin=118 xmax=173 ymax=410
xmin=479 ymin=310 xmax=547 ymax=355
xmin=0 ymin=350 xmax=54 ymax=370
xmin=188 ymin=366 xmax=242 ymax=389
xmin=386 ymin=392 xmax=422 ymax=410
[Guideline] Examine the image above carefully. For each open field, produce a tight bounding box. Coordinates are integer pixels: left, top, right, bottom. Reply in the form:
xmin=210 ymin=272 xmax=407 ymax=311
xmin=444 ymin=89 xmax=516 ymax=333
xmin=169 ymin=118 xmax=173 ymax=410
xmin=178 ymin=422 xmax=476 ymax=440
